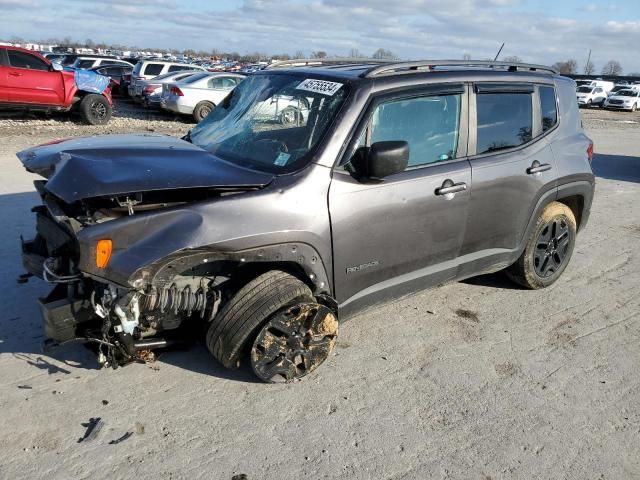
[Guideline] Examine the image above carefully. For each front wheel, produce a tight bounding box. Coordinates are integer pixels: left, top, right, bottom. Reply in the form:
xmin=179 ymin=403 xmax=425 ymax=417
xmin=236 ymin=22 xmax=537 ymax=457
xmin=79 ymin=94 xmax=112 ymax=125
xmin=206 ymin=270 xmax=338 ymax=382
xmin=506 ymin=202 xmax=576 ymax=289
xmin=632 ymin=103 xmax=637 ymax=112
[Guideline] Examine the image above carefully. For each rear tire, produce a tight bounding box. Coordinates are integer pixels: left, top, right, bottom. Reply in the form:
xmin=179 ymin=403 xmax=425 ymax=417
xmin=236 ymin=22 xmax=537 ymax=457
xmin=79 ymin=94 xmax=112 ymax=125
xmin=206 ymin=270 xmax=314 ymax=370
xmin=193 ymin=101 xmax=214 ymax=122
xmin=506 ymin=202 xmax=576 ymax=289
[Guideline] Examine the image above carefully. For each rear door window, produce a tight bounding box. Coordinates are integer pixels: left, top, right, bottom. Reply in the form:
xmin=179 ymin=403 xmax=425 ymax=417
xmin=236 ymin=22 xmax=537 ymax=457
xmin=475 ymin=92 xmax=533 ymax=154
xmin=539 ymin=86 xmax=558 ymax=132
xmin=143 ymin=63 xmax=164 ymax=76
xmin=8 ymin=50 xmax=49 ymax=71
xmin=208 ymin=76 xmax=239 ymax=89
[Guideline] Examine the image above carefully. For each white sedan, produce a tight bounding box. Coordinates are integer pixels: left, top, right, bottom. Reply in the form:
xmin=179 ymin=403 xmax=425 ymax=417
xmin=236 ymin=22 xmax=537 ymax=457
xmin=604 ymin=89 xmax=640 ymax=111
xmin=160 ymin=72 xmax=245 ymax=121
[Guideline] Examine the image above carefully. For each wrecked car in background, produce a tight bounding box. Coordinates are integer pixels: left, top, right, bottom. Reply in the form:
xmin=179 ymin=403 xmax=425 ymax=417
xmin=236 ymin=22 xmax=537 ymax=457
xmin=0 ymin=46 xmax=113 ymax=125
xmin=17 ymin=59 xmax=594 ymax=382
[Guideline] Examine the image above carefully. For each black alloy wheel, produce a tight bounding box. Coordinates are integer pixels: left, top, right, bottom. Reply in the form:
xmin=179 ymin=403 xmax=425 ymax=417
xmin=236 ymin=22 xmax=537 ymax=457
xmin=534 ymin=217 xmax=572 ymax=278
xmin=251 ymin=303 xmax=338 ymax=383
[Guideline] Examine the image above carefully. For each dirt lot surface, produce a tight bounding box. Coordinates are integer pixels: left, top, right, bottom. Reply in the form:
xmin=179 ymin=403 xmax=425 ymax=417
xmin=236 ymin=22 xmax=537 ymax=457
xmin=0 ymin=102 xmax=638 ymax=479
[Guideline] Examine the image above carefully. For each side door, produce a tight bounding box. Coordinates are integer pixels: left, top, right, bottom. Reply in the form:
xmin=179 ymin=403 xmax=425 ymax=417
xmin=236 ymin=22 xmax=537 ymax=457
xmin=458 ymin=82 xmax=559 ymax=277
xmin=0 ymin=48 xmax=8 ymax=101
xmin=6 ymin=49 xmax=64 ymax=105
xmin=329 ymin=85 xmax=472 ymax=308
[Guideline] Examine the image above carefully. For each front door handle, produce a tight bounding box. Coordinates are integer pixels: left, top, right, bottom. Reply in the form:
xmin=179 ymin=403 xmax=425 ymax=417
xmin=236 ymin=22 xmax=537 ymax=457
xmin=527 ymin=161 xmax=552 ymax=174
xmin=9 ymin=72 xmax=23 ymax=77
xmin=436 ymin=180 xmax=467 ymax=196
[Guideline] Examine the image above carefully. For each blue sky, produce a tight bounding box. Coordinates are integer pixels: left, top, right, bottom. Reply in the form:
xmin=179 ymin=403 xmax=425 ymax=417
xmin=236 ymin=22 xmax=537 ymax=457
xmin=1 ymin=0 xmax=639 ymax=72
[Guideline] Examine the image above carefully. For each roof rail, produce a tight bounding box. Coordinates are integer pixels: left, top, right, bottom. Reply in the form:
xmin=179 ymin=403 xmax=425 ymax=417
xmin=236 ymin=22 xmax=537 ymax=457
xmin=266 ymin=58 xmax=395 ymax=69
xmin=363 ymin=60 xmax=559 ymax=77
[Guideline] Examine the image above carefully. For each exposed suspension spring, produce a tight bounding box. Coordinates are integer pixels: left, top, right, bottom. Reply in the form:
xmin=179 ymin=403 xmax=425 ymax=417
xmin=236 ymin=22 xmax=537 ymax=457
xmin=140 ymin=283 xmax=217 ymax=319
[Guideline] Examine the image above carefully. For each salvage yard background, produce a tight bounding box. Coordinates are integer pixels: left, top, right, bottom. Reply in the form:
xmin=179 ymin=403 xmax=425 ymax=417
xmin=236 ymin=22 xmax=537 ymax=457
xmin=1 ymin=101 xmax=639 ymax=479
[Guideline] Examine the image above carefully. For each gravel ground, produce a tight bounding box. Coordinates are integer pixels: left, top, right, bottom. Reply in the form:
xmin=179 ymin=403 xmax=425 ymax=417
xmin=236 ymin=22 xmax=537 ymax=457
xmin=0 ymin=101 xmax=638 ymax=480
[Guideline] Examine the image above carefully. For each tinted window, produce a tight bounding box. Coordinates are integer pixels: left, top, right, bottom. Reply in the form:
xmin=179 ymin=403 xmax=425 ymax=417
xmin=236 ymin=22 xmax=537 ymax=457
xmin=366 ymin=94 xmax=462 ymax=167
xmin=76 ymin=59 xmax=95 ymax=69
xmin=539 ymin=86 xmax=557 ymax=132
xmin=476 ymin=93 xmax=532 ymax=154
xmin=8 ymin=50 xmax=49 ymax=71
xmin=143 ymin=63 xmax=164 ymax=76
xmin=168 ymin=65 xmax=195 ymax=72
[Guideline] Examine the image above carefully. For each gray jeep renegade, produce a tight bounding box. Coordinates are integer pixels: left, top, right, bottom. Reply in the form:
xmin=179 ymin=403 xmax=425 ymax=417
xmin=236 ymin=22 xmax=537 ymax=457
xmin=18 ymin=59 xmax=595 ymax=382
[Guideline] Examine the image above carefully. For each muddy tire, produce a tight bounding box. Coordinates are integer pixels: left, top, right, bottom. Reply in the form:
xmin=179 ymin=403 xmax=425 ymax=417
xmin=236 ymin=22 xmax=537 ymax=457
xmin=206 ymin=270 xmax=314 ymax=370
xmin=79 ymin=94 xmax=112 ymax=125
xmin=506 ymin=201 xmax=576 ymax=289
xmin=193 ymin=101 xmax=214 ymax=122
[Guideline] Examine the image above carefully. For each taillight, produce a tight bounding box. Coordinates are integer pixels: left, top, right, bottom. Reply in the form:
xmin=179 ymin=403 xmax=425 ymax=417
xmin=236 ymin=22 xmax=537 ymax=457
xmin=143 ymin=84 xmax=160 ymax=94
xmin=170 ymin=86 xmax=184 ymax=96
xmin=587 ymin=142 xmax=594 ymax=163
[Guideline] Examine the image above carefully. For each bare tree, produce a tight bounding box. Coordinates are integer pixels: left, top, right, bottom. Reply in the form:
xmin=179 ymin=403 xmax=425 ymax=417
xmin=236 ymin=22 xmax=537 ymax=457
xmin=601 ymin=60 xmax=623 ymax=76
xmin=348 ymin=48 xmax=363 ymax=58
xmin=551 ymin=59 xmax=578 ymax=75
xmin=462 ymin=53 xmax=472 ymax=61
xmin=584 ymin=60 xmax=595 ymax=75
xmin=372 ymin=48 xmax=396 ymax=60
xmin=502 ymin=55 xmax=523 ymax=63
xmin=294 ymin=50 xmax=305 ymax=59
xmin=311 ymin=51 xmax=327 ymax=59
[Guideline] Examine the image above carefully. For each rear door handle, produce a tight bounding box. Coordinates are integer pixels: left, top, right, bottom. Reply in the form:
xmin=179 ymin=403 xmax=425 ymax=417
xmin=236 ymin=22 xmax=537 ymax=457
xmin=9 ymin=72 xmax=23 ymax=77
xmin=436 ymin=180 xmax=467 ymax=196
xmin=527 ymin=162 xmax=551 ymax=174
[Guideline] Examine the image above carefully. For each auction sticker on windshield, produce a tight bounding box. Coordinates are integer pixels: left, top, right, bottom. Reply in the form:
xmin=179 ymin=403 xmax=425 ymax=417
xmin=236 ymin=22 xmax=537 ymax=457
xmin=296 ymin=79 xmax=343 ymax=96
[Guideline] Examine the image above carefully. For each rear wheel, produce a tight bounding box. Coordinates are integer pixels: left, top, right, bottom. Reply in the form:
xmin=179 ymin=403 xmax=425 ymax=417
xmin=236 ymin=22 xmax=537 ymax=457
xmin=206 ymin=270 xmax=338 ymax=381
xmin=193 ymin=101 xmax=214 ymax=122
xmin=79 ymin=94 xmax=112 ymax=125
xmin=632 ymin=103 xmax=637 ymax=112
xmin=506 ymin=202 xmax=576 ymax=289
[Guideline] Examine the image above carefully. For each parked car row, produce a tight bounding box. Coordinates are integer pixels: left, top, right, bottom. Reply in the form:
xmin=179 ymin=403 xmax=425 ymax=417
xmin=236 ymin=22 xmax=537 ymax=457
xmin=576 ymin=79 xmax=640 ymax=110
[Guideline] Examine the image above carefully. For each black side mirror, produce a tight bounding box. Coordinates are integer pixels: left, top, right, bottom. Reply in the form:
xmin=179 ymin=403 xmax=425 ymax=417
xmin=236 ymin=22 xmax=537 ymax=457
xmin=351 ymin=141 xmax=409 ymax=180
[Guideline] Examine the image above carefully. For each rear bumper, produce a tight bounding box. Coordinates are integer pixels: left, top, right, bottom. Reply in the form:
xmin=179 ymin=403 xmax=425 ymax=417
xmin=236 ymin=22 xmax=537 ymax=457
xmin=161 ymin=98 xmax=193 ymax=115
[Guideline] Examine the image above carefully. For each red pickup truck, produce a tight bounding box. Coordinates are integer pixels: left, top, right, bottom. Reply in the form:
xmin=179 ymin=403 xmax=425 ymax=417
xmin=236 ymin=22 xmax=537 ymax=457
xmin=0 ymin=46 xmax=112 ymax=124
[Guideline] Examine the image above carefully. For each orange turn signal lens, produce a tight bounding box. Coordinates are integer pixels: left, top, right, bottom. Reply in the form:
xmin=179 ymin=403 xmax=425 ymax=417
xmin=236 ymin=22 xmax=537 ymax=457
xmin=96 ymin=239 xmax=112 ymax=269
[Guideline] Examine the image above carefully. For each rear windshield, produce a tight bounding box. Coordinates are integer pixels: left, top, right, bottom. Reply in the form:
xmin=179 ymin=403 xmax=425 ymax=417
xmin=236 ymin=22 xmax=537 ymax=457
xmin=180 ymin=72 xmax=210 ymax=84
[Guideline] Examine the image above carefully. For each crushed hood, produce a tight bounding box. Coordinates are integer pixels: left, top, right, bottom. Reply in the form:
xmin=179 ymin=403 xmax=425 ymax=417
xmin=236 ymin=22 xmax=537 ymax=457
xmin=17 ymin=134 xmax=274 ymax=203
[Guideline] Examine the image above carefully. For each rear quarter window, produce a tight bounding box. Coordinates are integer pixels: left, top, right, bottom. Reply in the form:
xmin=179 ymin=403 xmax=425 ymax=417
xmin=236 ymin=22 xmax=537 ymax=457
xmin=539 ymin=86 xmax=558 ymax=132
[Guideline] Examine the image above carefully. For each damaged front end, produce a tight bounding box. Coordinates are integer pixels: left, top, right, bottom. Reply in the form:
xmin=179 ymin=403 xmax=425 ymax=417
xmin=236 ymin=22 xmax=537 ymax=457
xmin=21 ymin=186 xmax=226 ymax=368
xmin=17 ymin=134 xmax=274 ymax=368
